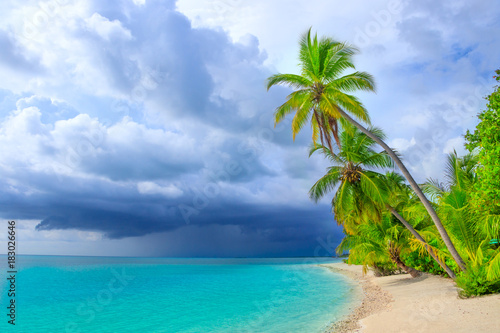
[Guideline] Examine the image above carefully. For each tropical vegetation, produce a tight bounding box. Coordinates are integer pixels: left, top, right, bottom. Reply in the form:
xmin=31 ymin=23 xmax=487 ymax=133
xmin=267 ymin=29 xmax=500 ymax=296
xmin=465 ymin=69 xmax=500 ymax=215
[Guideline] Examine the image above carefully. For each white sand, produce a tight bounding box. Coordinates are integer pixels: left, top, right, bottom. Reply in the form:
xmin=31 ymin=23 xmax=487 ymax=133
xmin=323 ymin=263 xmax=500 ymax=333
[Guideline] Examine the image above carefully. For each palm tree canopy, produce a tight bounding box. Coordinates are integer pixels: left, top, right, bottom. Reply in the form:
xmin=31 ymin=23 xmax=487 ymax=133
xmin=266 ymin=28 xmax=375 ymax=150
xmin=309 ymin=121 xmax=393 ymax=228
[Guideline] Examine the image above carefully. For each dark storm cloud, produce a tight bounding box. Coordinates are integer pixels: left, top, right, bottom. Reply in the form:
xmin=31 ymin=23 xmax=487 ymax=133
xmin=32 ymin=200 xmax=337 ymax=240
xmin=1 ymin=163 xmax=340 ymax=248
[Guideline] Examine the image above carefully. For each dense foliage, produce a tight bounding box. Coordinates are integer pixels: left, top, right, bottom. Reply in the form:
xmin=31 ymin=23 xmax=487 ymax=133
xmin=465 ymin=69 xmax=500 ymax=215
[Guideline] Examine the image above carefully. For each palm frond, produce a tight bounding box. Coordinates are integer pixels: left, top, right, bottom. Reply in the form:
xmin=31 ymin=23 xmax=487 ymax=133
xmin=273 ymin=89 xmax=311 ymax=125
xmin=291 ymin=101 xmax=312 ymax=140
xmin=322 ymin=41 xmax=359 ymax=78
xmin=309 ymin=167 xmax=342 ymax=202
xmin=336 ymin=235 xmax=353 ymax=255
xmin=421 ymin=178 xmax=446 ymax=203
xmin=360 ymin=151 xmax=393 ymax=169
xmin=408 ymin=237 xmax=450 ymax=265
xmin=311 ymin=113 xmax=320 ymax=143
xmin=323 ymin=89 xmax=371 ymax=124
xmin=359 ymin=171 xmax=388 ymax=204
xmin=328 ymin=71 xmax=376 ymax=92
xmin=308 ymin=143 xmax=343 ymax=164
xmin=299 ymin=28 xmax=321 ymax=79
xmin=441 ymin=189 xmax=479 ymax=258
xmin=444 ymin=151 xmax=459 ymax=190
xmin=476 ymin=213 xmax=500 ymax=239
xmin=332 ymin=180 xmax=354 ymax=218
xmin=486 ymin=250 xmax=500 ymax=281
xmin=366 ymin=126 xmax=387 ymax=141
xmin=318 ymin=95 xmax=342 ymax=119
xmin=266 ymin=73 xmax=312 ymax=91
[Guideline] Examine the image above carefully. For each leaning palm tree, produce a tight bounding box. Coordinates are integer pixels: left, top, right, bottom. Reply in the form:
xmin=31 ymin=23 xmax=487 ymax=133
xmin=266 ymin=28 xmax=466 ymax=272
xmin=310 ymin=123 xmax=456 ymax=277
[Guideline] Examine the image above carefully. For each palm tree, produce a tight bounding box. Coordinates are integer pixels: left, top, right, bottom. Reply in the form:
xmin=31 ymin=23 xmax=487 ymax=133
xmin=266 ymin=29 xmax=467 ymax=272
xmin=310 ymin=123 xmax=456 ymax=277
xmin=266 ymin=29 xmax=374 ymax=151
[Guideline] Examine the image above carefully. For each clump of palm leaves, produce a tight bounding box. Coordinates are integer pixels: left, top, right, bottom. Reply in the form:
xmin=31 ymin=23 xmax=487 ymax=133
xmin=308 ymin=121 xmax=451 ymax=277
xmin=337 ymin=214 xmax=421 ymax=277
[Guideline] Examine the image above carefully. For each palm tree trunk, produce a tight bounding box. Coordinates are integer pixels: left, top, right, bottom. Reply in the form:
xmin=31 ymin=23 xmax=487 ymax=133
xmin=336 ymin=108 xmax=467 ymax=272
xmin=389 ymin=250 xmax=422 ymax=278
xmin=386 ymin=205 xmax=456 ymax=279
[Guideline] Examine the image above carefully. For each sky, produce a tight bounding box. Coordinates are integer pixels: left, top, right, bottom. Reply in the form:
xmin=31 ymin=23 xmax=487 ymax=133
xmin=0 ymin=0 xmax=499 ymax=257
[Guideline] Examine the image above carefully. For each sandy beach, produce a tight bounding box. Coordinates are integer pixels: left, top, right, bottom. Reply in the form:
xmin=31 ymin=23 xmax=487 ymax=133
xmin=324 ymin=263 xmax=500 ymax=333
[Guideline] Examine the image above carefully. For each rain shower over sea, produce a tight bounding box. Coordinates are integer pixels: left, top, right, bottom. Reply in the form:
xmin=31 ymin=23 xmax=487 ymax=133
xmin=1 ymin=256 xmax=359 ymax=332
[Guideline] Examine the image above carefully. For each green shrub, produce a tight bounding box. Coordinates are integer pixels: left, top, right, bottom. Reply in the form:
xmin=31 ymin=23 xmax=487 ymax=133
xmin=456 ymin=265 xmax=500 ymax=297
xmin=402 ymin=251 xmax=442 ymax=275
xmin=401 ymin=251 xmax=459 ymax=277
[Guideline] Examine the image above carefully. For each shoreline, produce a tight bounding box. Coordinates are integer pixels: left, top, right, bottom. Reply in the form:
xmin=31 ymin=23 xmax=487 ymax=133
xmin=322 ymin=262 xmax=500 ymax=332
xmin=321 ymin=263 xmax=392 ymax=332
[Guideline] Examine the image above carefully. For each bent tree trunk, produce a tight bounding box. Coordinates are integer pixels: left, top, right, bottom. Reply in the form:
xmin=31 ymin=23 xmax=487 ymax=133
xmin=337 ymin=108 xmax=467 ymax=272
xmin=389 ymin=250 xmax=421 ymax=278
xmin=387 ymin=205 xmax=456 ymax=279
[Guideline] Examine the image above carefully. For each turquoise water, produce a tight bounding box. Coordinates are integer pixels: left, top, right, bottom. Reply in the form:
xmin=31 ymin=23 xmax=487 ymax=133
xmin=0 ymin=256 xmax=358 ymax=332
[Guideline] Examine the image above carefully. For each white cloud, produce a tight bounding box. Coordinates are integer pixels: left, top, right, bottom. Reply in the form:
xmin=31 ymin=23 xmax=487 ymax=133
xmin=390 ymin=137 xmax=416 ymax=152
xmin=137 ymin=181 xmax=183 ymax=198
xmin=176 ymin=0 xmax=406 ymax=73
xmin=399 ymin=111 xmax=431 ymax=128
xmin=0 ymin=100 xmax=204 ymax=182
xmin=0 ymin=219 xmax=103 ymax=242
xmin=443 ymin=136 xmax=465 ymax=155
xmin=133 ymin=0 xmax=146 ymax=6
xmin=85 ymin=13 xmax=133 ymax=41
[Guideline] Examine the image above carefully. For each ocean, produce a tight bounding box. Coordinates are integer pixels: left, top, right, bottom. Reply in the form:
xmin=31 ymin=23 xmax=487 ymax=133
xmin=1 ymin=256 xmax=359 ymax=332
